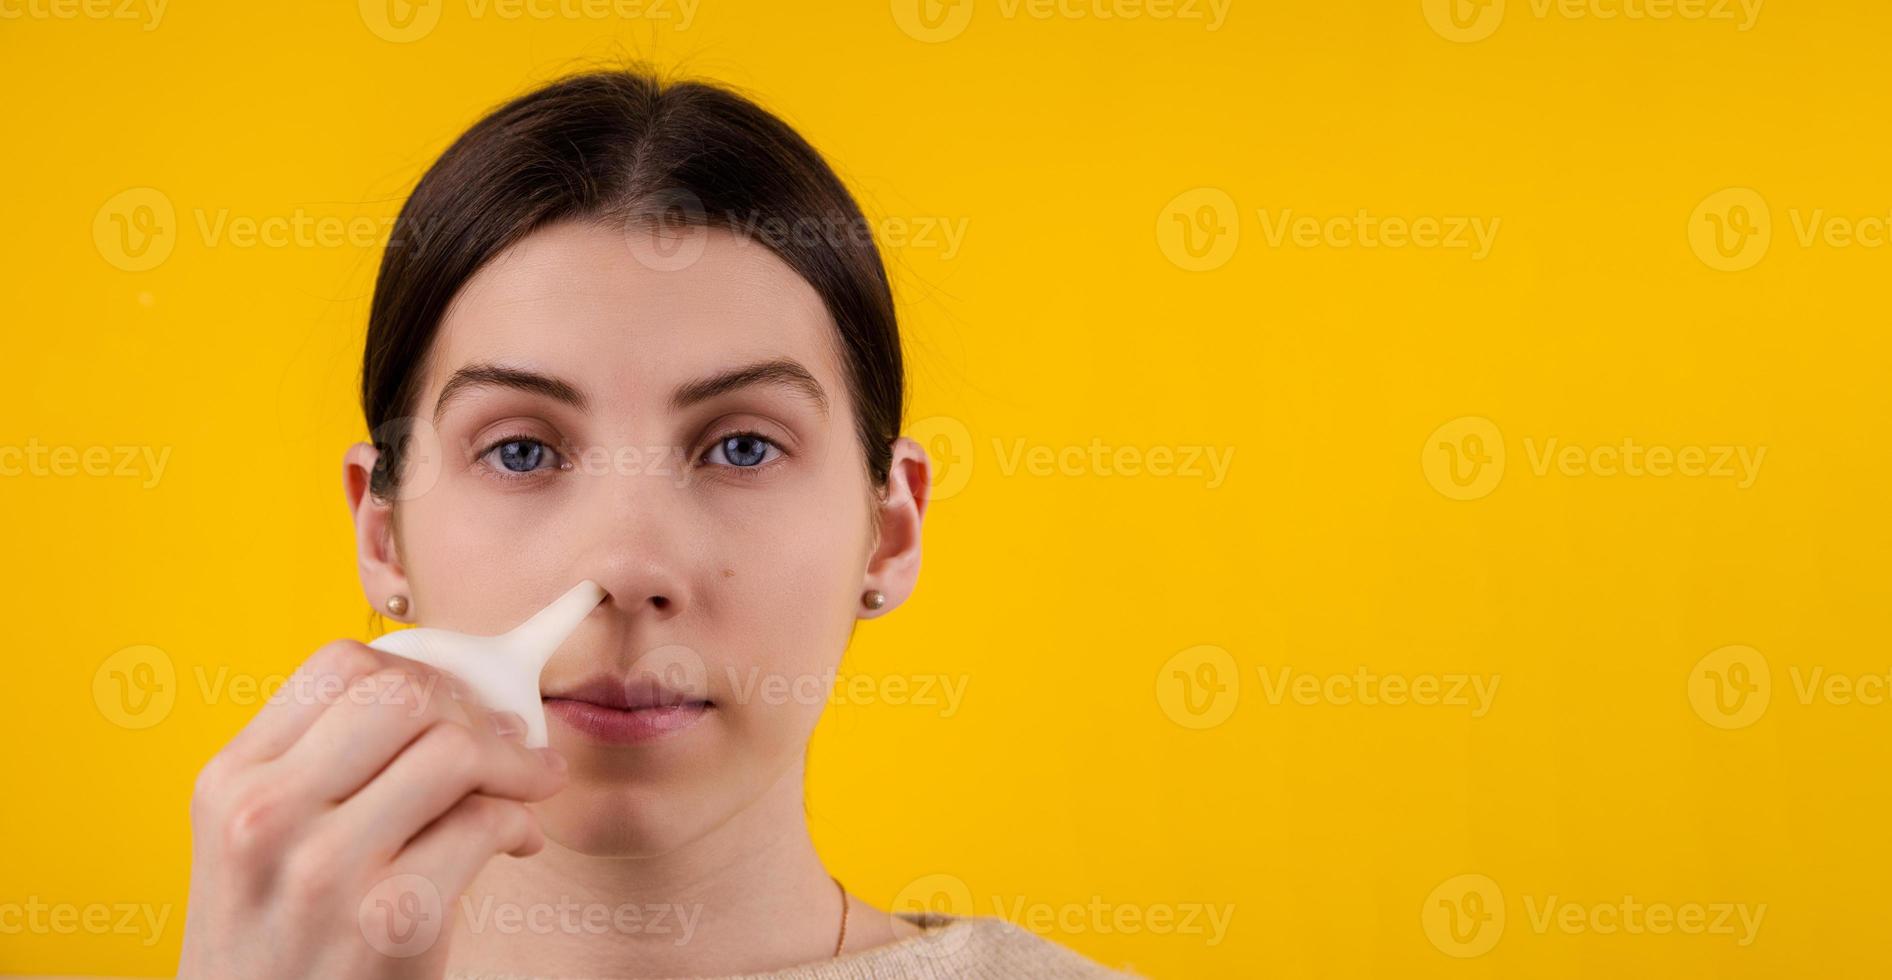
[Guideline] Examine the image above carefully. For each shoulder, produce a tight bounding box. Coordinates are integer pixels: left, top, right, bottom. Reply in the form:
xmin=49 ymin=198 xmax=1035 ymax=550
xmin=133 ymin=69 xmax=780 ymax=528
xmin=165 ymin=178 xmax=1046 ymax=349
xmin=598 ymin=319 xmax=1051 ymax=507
xmin=830 ymin=912 xmax=1144 ymax=979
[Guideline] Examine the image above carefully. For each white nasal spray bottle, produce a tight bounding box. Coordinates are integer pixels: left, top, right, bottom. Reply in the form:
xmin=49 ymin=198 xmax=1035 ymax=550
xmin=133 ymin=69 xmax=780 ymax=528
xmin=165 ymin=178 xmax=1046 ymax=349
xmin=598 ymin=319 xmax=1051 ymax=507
xmin=368 ymin=580 xmax=607 ymax=747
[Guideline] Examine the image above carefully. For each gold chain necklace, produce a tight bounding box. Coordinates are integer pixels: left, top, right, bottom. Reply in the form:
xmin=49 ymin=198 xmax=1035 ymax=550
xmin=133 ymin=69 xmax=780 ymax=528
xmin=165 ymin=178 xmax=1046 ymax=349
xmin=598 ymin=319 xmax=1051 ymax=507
xmin=830 ymin=875 xmax=849 ymax=958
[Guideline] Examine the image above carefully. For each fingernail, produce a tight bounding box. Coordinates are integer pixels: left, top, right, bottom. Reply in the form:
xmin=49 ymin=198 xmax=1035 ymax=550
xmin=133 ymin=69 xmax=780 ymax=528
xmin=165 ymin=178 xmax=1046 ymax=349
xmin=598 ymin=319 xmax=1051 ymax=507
xmin=538 ymin=747 xmax=567 ymax=773
xmin=490 ymin=711 xmax=527 ymax=739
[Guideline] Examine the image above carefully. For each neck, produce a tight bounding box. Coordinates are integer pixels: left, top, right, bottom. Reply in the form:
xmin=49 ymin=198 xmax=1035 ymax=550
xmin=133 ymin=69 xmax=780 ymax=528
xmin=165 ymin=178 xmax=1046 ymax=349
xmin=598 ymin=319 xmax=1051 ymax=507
xmin=448 ymin=759 xmax=843 ymax=978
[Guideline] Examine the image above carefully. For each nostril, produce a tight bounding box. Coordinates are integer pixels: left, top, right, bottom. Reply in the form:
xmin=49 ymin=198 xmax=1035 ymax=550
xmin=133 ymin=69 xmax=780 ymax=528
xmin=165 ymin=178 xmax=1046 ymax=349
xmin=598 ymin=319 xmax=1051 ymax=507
xmin=649 ymin=595 xmax=670 ymax=611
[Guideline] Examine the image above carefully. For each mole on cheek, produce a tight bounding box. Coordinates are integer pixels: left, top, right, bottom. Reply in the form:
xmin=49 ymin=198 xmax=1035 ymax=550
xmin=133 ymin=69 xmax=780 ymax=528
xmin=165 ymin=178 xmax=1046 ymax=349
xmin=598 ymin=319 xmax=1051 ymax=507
xmin=721 ymin=568 xmax=735 ymax=578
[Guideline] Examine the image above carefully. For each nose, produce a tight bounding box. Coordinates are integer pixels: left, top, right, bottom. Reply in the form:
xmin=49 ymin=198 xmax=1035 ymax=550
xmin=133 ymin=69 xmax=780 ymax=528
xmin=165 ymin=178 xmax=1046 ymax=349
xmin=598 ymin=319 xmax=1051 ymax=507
xmin=572 ymin=469 xmax=693 ymax=624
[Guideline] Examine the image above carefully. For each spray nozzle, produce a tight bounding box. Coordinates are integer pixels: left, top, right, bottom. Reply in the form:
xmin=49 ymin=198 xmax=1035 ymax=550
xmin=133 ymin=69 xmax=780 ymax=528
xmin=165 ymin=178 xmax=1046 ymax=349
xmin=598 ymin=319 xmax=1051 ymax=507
xmin=367 ymin=580 xmax=607 ymax=747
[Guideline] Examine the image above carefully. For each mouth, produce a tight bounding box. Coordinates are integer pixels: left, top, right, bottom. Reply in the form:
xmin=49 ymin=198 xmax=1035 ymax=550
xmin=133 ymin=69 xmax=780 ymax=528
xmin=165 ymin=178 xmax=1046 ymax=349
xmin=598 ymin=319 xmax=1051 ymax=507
xmin=542 ymin=676 xmax=713 ymax=745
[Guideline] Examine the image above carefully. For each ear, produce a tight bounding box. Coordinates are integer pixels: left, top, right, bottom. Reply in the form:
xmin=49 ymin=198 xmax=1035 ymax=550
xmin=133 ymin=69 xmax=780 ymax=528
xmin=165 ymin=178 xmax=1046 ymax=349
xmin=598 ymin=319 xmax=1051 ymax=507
xmin=859 ymin=436 xmax=931 ymax=619
xmin=343 ymin=442 xmax=413 ymax=622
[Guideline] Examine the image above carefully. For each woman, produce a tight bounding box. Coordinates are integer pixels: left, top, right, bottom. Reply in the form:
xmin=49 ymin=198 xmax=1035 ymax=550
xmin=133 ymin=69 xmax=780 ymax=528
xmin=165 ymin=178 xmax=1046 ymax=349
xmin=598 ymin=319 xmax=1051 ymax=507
xmin=176 ymin=69 xmax=1132 ymax=978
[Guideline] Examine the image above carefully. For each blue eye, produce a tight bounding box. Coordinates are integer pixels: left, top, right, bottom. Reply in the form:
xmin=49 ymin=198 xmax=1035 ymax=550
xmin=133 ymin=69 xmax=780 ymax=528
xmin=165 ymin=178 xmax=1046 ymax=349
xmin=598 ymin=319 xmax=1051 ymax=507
xmin=484 ymin=437 xmax=557 ymax=474
xmin=707 ymin=433 xmax=779 ymax=468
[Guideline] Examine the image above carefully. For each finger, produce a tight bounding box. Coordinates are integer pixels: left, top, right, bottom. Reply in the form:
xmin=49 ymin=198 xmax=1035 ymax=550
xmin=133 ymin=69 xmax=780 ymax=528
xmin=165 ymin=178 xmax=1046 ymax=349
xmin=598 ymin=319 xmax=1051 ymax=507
xmin=223 ymin=640 xmax=387 ymax=763
xmin=269 ymin=661 xmax=478 ymax=804
xmin=488 ymin=711 xmax=529 ymax=742
xmin=323 ymin=718 xmax=566 ymax=864
xmin=394 ymin=794 xmax=545 ymax=900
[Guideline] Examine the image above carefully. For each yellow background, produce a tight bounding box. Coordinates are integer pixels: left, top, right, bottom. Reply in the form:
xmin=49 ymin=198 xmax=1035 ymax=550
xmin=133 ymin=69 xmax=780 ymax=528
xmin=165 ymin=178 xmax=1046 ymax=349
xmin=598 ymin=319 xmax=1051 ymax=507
xmin=3 ymin=0 xmax=1889 ymax=976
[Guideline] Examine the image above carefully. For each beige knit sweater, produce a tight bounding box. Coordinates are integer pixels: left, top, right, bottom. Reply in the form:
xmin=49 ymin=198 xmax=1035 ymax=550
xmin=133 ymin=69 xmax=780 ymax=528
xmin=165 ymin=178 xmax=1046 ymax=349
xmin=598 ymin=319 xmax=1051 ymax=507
xmin=446 ymin=912 xmax=1141 ymax=979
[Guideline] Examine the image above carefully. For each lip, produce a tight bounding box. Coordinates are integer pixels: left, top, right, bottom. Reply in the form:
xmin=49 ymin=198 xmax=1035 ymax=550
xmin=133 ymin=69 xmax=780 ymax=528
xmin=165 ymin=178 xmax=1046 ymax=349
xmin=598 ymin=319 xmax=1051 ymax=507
xmin=542 ymin=675 xmax=712 ymax=745
xmin=543 ymin=699 xmax=709 ymax=744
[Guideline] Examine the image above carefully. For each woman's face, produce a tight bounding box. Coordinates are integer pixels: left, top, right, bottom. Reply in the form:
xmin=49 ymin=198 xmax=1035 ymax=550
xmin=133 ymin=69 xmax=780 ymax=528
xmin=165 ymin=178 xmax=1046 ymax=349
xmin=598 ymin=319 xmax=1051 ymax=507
xmin=345 ymin=219 xmax=922 ymax=856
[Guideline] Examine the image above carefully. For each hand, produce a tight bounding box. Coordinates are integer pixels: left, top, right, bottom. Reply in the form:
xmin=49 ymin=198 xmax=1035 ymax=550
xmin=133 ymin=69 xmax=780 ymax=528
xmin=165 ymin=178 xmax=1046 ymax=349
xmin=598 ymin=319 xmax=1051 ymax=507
xmin=177 ymin=640 xmax=569 ymax=979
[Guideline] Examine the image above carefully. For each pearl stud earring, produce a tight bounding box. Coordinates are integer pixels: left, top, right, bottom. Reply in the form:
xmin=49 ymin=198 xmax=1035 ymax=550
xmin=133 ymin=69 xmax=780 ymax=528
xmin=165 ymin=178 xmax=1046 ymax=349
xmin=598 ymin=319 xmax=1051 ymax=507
xmin=385 ymin=594 xmax=409 ymax=617
xmin=861 ymin=590 xmax=885 ymax=610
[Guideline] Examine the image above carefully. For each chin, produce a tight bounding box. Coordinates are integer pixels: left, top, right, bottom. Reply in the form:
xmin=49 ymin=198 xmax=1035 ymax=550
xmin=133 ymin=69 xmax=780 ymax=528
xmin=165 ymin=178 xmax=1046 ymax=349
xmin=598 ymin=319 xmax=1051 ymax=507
xmin=530 ymin=708 xmax=814 ymax=858
xmin=534 ymin=778 xmax=727 ymax=857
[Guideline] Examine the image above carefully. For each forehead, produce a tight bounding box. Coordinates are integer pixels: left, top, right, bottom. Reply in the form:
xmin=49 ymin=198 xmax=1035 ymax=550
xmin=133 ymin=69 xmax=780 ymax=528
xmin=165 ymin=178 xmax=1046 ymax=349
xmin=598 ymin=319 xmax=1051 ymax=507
xmin=424 ymin=220 xmax=841 ymax=406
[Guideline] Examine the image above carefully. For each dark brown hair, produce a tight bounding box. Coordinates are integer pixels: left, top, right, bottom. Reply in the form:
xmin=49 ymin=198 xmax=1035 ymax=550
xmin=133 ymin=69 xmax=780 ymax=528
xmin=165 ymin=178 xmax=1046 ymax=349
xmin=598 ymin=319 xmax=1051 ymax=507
xmin=361 ymin=69 xmax=903 ymax=499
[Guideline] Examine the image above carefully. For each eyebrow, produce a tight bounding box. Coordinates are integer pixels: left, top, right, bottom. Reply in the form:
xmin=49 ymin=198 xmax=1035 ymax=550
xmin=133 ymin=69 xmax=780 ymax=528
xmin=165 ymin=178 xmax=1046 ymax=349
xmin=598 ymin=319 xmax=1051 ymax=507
xmin=433 ymin=364 xmax=588 ymax=425
xmin=668 ymin=357 xmax=829 ymax=418
xmin=432 ymin=357 xmax=829 ymax=424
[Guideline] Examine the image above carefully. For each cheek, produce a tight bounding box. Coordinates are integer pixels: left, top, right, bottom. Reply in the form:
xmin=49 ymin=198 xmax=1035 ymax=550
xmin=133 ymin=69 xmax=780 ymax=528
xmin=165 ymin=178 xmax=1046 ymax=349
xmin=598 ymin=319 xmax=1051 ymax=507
xmin=392 ymin=486 xmax=574 ymax=634
xmin=703 ymin=474 xmax=871 ymax=666
xmin=676 ymin=485 xmax=864 ymax=774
